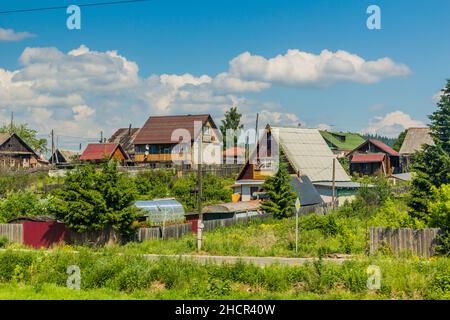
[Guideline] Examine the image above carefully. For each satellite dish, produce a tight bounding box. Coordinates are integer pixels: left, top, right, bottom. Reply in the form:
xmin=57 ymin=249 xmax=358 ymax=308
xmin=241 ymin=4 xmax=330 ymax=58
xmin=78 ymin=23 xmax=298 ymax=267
xmin=145 ymin=144 xmax=149 ymax=150
xmin=145 ymin=151 xmax=149 ymax=156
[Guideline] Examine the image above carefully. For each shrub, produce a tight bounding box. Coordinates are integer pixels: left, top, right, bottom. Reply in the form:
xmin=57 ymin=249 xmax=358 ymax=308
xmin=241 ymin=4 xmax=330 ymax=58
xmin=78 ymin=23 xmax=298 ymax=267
xmin=0 ymin=191 xmax=46 ymax=222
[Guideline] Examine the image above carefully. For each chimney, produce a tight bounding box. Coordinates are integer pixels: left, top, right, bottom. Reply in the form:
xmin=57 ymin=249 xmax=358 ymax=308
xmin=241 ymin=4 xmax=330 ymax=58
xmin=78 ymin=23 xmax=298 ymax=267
xmin=128 ymin=124 xmax=132 ymax=135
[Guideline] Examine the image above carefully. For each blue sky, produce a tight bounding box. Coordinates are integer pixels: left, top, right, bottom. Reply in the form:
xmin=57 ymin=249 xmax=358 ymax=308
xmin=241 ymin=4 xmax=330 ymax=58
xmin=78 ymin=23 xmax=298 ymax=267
xmin=0 ymin=0 xmax=449 ymax=149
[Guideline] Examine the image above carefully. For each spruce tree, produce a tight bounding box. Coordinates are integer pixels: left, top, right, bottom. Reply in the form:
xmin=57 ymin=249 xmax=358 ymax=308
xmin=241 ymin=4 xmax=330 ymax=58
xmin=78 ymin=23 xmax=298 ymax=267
xmin=409 ymin=80 xmax=450 ymax=218
xmin=261 ymin=158 xmax=297 ymax=219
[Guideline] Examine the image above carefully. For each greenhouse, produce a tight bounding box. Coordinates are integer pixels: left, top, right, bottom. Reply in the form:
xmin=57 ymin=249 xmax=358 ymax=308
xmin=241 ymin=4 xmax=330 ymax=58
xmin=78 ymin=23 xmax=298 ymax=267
xmin=134 ymin=198 xmax=185 ymax=225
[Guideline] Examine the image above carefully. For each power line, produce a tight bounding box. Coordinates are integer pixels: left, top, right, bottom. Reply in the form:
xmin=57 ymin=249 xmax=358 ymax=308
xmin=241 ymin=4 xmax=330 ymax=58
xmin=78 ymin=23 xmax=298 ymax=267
xmin=0 ymin=0 xmax=151 ymax=15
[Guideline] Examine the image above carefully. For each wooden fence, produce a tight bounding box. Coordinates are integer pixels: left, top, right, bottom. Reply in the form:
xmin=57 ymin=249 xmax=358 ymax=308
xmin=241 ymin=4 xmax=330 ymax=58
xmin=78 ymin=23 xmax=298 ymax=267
xmin=203 ymin=212 xmax=273 ymax=232
xmin=0 ymin=224 xmax=23 ymax=243
xmin=65 ymin=227 xmax=122 ymax=246
xmin=370 ymin=227 xmax=441 ymax=258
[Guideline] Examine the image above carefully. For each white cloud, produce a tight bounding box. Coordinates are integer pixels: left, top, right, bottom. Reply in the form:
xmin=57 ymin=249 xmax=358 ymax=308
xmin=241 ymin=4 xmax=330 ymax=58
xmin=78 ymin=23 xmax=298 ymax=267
xmin=228 ymin=49 xmax=411 ymax=86
xmin=0 ymin=28 xmax=35 ymax=42
xmin=317 ymin=123 xmax=332 ymax=131
xmin=432 ymin=91 xmax=444 ymax=103
xmin=362 ymin=111 xmax=425 ymax=138
xmin=72 ymin=105 xmax=95 ymax=120
xmin=0 ymin=45 xmax=413 ymax=149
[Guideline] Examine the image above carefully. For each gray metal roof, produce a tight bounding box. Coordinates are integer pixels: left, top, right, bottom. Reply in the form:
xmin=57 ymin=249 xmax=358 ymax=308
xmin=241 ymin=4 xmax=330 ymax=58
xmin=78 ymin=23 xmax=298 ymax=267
xmin=312 ymin=181 xmax=361 ymax=188
xmin=390 ymin=172 xmax=413 ymax=181
xmin=399 ymin=128 xmax=434 ymax=155
xmin=203 ymin=201 xmax=261 ymax=213
xmin=270 ymin=126 xmax=351 ymax=182
xmin=289 ymin=175 xmax=324 ymax=206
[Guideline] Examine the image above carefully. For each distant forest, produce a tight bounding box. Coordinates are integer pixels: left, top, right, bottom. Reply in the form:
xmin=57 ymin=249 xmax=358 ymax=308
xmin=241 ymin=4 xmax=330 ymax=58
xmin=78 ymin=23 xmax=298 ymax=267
xmin=361 ymin=134 xmax=396 ymax=147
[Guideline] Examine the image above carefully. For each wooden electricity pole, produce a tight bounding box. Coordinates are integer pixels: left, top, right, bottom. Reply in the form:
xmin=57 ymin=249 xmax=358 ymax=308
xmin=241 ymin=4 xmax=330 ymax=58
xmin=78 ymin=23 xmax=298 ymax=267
xmin=197 ymin=128 xmax=204 ymax=252
xmin=51 ymin=129 xmax=55 ymax=164
xmin=332 ymin=158 xmax=336 ymax=209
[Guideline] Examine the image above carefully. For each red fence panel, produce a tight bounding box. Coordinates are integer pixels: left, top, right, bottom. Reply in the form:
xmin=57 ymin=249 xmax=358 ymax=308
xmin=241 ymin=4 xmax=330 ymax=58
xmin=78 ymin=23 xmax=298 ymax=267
xmin=22 ymin=221 xmax=67 ymax=248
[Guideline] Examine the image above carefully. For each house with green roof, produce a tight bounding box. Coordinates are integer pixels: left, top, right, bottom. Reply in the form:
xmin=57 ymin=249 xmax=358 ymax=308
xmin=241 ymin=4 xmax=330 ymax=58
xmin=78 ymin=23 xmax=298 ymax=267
xmin=319 ymin=131 xmax=365 ymax=157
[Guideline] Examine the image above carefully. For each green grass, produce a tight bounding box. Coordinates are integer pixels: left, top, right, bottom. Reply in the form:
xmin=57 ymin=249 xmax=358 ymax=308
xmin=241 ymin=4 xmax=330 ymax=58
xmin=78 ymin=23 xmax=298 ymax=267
xmin=119 ymin=214 xmax=367 ymax=257
xmin=0 ymin=248 xmax=449 ymax=300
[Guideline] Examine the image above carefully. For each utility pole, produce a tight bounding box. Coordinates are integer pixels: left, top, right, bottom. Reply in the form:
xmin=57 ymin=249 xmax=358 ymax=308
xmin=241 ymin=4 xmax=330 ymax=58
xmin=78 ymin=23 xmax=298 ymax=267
xmin=51 ymin=130 xmax=55 ymax=164
xmin=100 ymin=131 xmax=103 ymax=144
xmin=332 ymin=158 xmax=336 ymax=209
xmin=9 ymin=112 xmax=14 ymax=134
xmin=197 ymin=127 xmax=204 ymax=252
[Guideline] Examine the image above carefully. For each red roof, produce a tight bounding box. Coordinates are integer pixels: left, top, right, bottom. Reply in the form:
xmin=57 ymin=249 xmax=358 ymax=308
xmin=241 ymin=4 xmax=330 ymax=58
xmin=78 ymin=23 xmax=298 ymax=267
xmin=223 ymin=147 xmax=245 ymax=157
xmin=368 ymin=139 xmax=399 ymax=156
xmin=133 ymin=114 xmax=217 ymax=145
xmin=79 ymin=143 xmax=128 ymax=161
xmin=351 ymin=153 xmax=386 ymax=163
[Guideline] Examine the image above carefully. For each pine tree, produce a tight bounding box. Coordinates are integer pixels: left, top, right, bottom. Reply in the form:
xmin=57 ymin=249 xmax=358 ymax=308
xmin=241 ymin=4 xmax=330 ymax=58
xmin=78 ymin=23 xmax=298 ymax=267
xmin=220 ymin=106 xmax=244 ymax=149
xmin=409 ymin=80 xmax=450 ymax=218
xmin=261 ymin=158 xmax=297 ymax=219
xmin=393 ymin=129 xmax=407 ymax=152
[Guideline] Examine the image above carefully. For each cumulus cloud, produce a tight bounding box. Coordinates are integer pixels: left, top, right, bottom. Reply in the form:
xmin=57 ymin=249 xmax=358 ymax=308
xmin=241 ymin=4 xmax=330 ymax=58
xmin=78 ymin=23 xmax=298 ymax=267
xmin=228 ymin=49 xmax=411 ymax=86
xmin=317 ymin=123 xmax=332 ymax=131
xmin=0 ymin=45 xmax=413 ymax=149
xmin=0 ymin=27 xmax=35 ymax=42
xmin=432 ymin=91 xmax=444 ymax=103
xmin=362 ymin=111 xmax=425 ymax=138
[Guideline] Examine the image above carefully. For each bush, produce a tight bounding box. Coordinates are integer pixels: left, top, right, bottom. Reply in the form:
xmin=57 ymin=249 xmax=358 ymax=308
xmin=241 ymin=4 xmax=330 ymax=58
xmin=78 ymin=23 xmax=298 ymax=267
xmin=0 ymin=191 xmax=47 ymax=222
xmin=370 ymin=199 xmax=425 ymax=229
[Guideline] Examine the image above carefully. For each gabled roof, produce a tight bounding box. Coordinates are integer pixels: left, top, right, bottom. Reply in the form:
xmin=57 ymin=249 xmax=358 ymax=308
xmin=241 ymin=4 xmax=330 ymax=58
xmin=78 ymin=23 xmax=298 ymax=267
xmin=49 ymin=149 xmax=80 ymax=163
xmin=350 ymin=153 xmax=386 ymax=163
xmin=349 ymin=138 xmax=399 ymax=157
xmin=108 ymin=128 xmax=140 ymax=153
xmin=289 ymin=175 xmax=324 ymax=206
xmin=0 ymin=133 xmax=10 ymax=145
xmin=270 ymin=126 xmax=351 ymax=182
xmin=399 ymin=127 xmax=434 ymax=155
xmin=319 ymin=131 xmax=365 ymax=151
xmin=0 ymin=133 xmax=39 ymax=157
xmin=133 ymin=114 xmax=217 ymax=145
xmin=79 ymin=143 xmax=128 ymax=161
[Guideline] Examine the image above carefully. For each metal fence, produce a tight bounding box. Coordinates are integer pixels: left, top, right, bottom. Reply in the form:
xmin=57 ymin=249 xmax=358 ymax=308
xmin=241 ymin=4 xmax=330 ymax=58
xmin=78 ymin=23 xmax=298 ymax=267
xmin=370 ymin=227 xmax=441 ymax=258
xmin=0 ymin=224 xmax=23 ymax=243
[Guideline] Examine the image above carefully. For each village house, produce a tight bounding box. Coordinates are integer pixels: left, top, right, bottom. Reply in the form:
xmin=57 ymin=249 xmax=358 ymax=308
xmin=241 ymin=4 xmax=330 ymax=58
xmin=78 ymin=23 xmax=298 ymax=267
xmin=0 ymin=133 xmax=41 ymax=169
xmin=319 ymin=131 xmax=365 ymax=158
xmin=79 ymin=143 xmax=129 ymax=164
xmin=399 ymin=127 xmax=434 ymax=171
xmin=232 ymin=125 xmax=358 ymax=206
xmin=132 ymin=114 xmax=222 ymax=168
xmin=48 ymin=149 xmax=80 ymax=165
xmin=347 ymin=139 xmax=400 ymax=176
xmin=107 ymin=126 xmax=140 ymax=161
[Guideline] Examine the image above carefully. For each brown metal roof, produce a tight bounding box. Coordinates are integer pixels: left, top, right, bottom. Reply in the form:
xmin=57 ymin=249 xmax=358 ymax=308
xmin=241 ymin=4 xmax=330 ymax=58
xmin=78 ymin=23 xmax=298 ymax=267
xmin=133 ymin=114 xmax=216 ymax=145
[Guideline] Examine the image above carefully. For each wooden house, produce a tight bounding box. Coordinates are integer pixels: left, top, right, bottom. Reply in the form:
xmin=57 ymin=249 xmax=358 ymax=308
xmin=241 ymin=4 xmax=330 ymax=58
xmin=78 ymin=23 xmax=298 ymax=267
xmin=319 ymin=131 xmax=365 ymax=158
xmin=48 ymin=149 xmax=80 ymax=165
xmin=79 ymin=143 xmax=129 ymax=163
xmin=107 ymin=127 xmax=140 ymax=160
xmin=399 ymin=127 xmax=433 ymax=170
xmin=132 ymin=114 xmax=222 ymax=168
xmin=0 ymin=133 xmax=41 ymax=169
xmin=232 ymin=125 xmax=358 ymax=206
xmin=347 ymin=139 xmax=400 ymax=176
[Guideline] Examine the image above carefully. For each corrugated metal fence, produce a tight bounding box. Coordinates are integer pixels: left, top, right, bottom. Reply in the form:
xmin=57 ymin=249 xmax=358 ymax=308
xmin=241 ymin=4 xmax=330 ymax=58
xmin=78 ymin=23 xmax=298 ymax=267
xmin=0 ymin=224 xmax=23 ymax=243
xmin=370 ymin=227 xmax=441 ymax=258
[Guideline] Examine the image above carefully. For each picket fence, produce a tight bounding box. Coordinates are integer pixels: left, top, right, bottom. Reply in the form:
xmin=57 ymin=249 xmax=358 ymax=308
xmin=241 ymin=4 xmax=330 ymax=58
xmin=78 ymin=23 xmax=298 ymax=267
xmin=370 ymin=227 xmax=441 ymax=258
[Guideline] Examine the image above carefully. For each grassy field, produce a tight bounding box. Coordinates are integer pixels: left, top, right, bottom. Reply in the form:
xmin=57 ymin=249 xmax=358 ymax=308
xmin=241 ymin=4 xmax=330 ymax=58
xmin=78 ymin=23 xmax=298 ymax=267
xmin=0 ymin=247 xmax=449 ymax=300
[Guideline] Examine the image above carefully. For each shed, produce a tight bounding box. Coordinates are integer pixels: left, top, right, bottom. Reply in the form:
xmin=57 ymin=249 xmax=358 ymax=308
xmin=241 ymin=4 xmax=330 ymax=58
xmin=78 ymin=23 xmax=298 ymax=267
xmin=79 ymin=143 xmax=129 ymax=163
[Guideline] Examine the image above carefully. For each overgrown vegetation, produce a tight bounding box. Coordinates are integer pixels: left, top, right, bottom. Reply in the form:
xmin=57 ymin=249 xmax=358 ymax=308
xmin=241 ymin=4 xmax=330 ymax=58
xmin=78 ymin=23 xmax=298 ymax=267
xmin=408 ymin=80 xmax=450 ymax=252
xmin=0 ymin=249 xmax=448 ymax=300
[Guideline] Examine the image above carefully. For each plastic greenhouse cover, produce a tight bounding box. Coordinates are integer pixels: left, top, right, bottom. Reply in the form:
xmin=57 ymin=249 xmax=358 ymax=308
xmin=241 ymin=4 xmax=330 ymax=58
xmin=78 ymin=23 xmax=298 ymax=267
xmin=134 ymin=199 xmax=185 ymax=223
